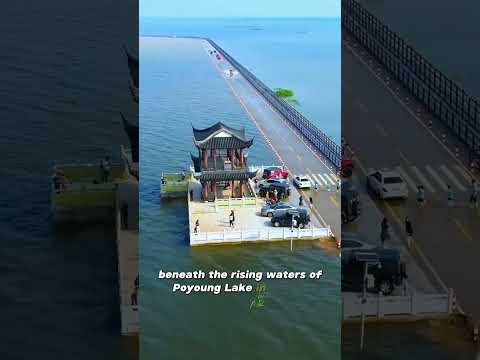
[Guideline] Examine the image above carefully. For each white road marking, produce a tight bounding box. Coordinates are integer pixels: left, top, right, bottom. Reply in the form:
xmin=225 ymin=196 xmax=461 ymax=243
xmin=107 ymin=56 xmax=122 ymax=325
xmin=440 ymin=165 xmax=466 ymax=191
xmin=309 ymin=172 xmax=321 ymax=184
xmin=396 ymin=166 xmax=417 ymax=192
xmin=411 ymin=166 xmax=436 ymax=193
xmin=316 ymin=173 xmax=328 ymax=185
xmin=425 ymin=165 xmax=448 ymax=191
xmin=454 ymin=165 xmax=472 ymax=182
xmin=324 ymin=174 xmax=336 ymax=185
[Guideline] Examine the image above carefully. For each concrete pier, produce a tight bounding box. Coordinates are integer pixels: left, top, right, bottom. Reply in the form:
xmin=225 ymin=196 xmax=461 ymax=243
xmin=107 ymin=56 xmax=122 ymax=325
xmin=203 ymin=40 xmax=341 ymax=238
xmin=187 ymin=173 xmax=332 ymax=246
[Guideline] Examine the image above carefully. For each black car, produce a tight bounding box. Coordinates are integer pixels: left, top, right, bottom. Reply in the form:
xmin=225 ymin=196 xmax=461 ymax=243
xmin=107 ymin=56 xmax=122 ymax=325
xmin=341 ymin=248 xmax=407 ymax=295
xmin=259 ymin=182 xmax=291 ymax=198
xmin=271 ymin=209 xmax=310 ymax=228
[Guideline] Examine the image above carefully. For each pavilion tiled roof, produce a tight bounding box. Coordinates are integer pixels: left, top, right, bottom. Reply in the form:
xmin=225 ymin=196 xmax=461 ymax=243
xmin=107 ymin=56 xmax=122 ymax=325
xmin=192 ymin=122 xmax=253 ymax=149
xmin=195 ymin=169 xmax=257 ymax=182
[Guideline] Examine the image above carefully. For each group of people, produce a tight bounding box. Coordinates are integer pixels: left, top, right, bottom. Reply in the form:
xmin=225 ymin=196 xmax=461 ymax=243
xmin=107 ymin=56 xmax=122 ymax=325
xmin=416 ymin=178 xmax=479 ymax=208
xmin=380 ymin=177 xmax=479 ymax=249
xmin=380 ymin=216 xmax=413 ymax=247
xmin=298 ymin=195 xmax=313 ymax=207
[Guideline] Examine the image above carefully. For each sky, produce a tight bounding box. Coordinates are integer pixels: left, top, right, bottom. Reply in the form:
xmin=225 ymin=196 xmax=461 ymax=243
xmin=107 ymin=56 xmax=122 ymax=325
xmin=140 ymin=0 xmax=340 ymax=18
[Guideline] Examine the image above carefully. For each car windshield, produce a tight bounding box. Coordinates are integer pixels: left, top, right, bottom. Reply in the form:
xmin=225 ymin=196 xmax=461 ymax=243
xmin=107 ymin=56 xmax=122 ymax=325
xmin=384 ymin=176 xmax=403 ymax=184
xmin=300 ymin=178 xmax=309 ymax=182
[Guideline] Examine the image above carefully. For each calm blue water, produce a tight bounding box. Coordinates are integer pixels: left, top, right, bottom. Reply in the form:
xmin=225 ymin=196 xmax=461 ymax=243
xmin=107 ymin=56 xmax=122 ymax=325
xmin=140 ymin=17 xmax=341 ymax=143
xmin=140 ymin=20 xmax=341 ymax=359
xmin=0 ymin=1 xmax=138 ymax=358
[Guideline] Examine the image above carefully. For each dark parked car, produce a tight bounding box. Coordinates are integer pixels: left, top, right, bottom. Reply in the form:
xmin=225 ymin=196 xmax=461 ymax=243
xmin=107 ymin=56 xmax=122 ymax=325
xmin=259 ymin=181 xmax=291 ymax=198
xmin=341 ymin=248 xmax=407 ymax=295
xmin=260 ymin=202 xmax=297 ymax=217
xmin=271 ymin=208 xmax=310 ymax=228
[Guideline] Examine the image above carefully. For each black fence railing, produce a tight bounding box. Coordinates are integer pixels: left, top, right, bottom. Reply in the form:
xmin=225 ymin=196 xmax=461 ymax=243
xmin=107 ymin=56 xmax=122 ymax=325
xmin=342 ymin=0 xmax=480 ymax=153
xmin=206 ymin=39 xmax=341 ymax=170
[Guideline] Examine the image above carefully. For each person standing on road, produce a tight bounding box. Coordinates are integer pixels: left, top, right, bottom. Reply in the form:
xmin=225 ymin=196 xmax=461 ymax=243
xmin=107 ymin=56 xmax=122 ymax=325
xmin=447 ymin=184 xmax=454 ymax=206
xmin=309 ymin=196 xmax=313 ymax=206
xmin=416 ymin=185 xmax=425 ymax=207
xmin=380 ymin=217 xmax=390 ymax=247
xmin=100 ymin=156 xmax=111 ymax=183
xmin=299 ymin=196 xmax=304 ymax=207
xmin=405 ymin=216 xmax=413 ymax=248
xmin=469 ymin=179 xmax=478 ymax=208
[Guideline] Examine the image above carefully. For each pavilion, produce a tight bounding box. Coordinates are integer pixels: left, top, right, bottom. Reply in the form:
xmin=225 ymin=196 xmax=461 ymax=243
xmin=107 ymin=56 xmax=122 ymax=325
xmin=191 ymin=122 xmax=257 ymax=201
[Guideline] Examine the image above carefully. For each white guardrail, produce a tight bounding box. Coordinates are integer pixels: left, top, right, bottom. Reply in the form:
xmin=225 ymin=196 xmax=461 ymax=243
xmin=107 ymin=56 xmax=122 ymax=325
xmin=343 ymin=289 xmax=454 ymax=320
xmin=190 ymin=226 xmax=332 ymax=245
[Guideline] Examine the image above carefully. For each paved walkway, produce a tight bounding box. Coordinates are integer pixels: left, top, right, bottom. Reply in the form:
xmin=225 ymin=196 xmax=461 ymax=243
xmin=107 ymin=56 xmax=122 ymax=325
xmin=203 ymin=41 xmax=341 ymax=238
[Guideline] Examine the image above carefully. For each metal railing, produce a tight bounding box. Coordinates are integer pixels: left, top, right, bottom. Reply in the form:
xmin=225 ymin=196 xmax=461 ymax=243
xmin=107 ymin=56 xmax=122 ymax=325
xmin=190 ymin=226 xmax=332 ymax=246
xmin=343 ymin=289 xmax=455 ymax=320
xmin=342 ymin=0 xmax=480 ymax=152
xmin=205 ymin=39 xmax=342 ymax=170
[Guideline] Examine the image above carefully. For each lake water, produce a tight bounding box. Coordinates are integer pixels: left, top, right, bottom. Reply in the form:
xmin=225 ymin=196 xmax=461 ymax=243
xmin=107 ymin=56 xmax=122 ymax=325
xmin=0 ymin=0 xmax=138 ymax=358
xmin=139 ymin=18 xmax=341 ymax=359
xmin=140 ymin=17 xmax=341 ymax=143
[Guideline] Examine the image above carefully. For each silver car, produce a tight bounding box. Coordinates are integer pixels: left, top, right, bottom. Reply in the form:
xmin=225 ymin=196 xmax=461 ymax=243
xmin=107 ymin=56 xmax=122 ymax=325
xmin=260 ymin=202 xmax=296 ymax=217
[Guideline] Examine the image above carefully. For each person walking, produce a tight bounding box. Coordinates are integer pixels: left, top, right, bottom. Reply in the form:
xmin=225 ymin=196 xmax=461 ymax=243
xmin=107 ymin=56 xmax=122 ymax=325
xmin=380 ymin=217 xmax=390 ymax=247
xmin=100 ymin=156 xmax=111 ymax=183
xmin=447 ymin=184 xmax=454 ymax=206
xmin=131 ymin=274 xmax=139 ymax=306
xmin=299 ymin=196 xmax=304 ymax=207
xmin=314 ymin=182 xmax=318 ymax=192
xmin=416 ymin=185 xmax=425 ymax=207
xmin=405 ymin=216 xmax=413 ymax=248
xmin=470 ymin=179 xmax=478 ymax=208
xmin=194 ymin=219 xmax=199 ymax=233
xmin=273 ymin=188 xmax=278 ymax=201
xmin=229 ymin=210 xmax=235 ymax=228
xmin=309 ymin=196 xmax=313 ymax=206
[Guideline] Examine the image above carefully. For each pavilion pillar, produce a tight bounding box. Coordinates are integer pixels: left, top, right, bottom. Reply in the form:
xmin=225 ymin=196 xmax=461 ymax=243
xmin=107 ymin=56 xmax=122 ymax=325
xmin=239 ymin=180 xmax=244 ymax=197
xmin=202 ymin=181 xmax=208 ymax=200
xmin=211 ymin=181 xmax=216 ymax=200
xmin=202 ymin=149 xmax=208 ymax=169
xmin=240 ymin=149 xmax=245 ymax=168
xmin=211 ymin=149 xmax=216 ymax=170
xmin=231 ymin=180 xmax=235 ymax=197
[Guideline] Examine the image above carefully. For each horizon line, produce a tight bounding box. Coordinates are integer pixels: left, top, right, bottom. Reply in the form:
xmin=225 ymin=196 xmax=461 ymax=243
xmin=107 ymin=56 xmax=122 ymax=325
xmin=140 ymin=15 xmax=340 ymax=19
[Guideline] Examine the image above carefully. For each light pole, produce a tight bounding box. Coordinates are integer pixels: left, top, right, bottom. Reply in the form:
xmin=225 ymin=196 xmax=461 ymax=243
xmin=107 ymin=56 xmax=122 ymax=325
xmin=290 ymin=213 xmax=297 ymax=252
xmin=354 ymin=251 xmax=380 ymax=352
